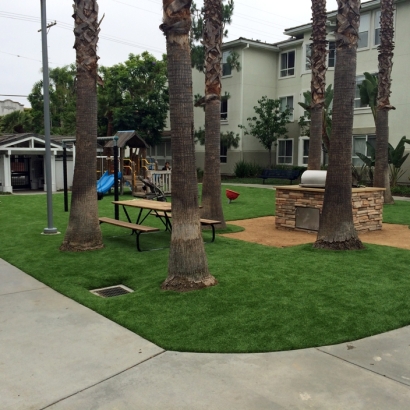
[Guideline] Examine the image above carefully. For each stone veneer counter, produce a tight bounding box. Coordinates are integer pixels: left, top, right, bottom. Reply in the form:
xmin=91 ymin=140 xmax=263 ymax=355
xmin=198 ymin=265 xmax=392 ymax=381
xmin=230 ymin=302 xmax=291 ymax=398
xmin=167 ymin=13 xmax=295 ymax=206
xmin=275 ymin=186 xmax=385 ymax=233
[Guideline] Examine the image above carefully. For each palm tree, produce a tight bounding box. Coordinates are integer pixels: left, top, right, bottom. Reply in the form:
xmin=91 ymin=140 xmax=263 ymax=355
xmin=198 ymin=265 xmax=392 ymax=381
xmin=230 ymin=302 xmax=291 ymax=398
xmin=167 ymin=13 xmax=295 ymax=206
xmin=314 ymin=0 xmax=364 ymax=250
xmin=200 ymin=0 xmax=226 ymax=228
xmin=160 ymin=0 xmax=217 ymax=291
xmin=308 ymin=0 xmax=327 ymax=170
xmin=373 ymin=0 xmax=395 ymax=204
xmin=60 ymin=0 xmax=103 ymax=252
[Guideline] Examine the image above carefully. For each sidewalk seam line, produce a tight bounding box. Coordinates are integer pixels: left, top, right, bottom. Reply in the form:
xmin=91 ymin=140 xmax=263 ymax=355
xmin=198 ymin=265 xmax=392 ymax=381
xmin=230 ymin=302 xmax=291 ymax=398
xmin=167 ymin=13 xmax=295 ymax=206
xmin=0 ymin=286 xmax=47 ymax=297
xmin=39 ymin=349 xmax=167 ymax=410
xmin=316 ymin=348 xmax=410 ymax=387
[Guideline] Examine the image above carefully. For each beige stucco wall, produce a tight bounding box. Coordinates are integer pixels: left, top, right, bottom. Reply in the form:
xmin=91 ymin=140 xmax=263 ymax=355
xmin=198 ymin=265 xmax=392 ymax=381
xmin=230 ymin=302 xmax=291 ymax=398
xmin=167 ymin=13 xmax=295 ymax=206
xmin=190 ymin=0 xmax=410 ymax=180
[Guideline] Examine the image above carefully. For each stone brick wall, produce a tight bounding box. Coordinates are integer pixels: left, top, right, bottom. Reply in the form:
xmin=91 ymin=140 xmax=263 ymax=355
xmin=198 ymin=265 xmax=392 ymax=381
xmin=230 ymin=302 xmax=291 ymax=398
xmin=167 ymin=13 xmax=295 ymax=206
xmin=275 ymin=186 xmax=384 ymax=232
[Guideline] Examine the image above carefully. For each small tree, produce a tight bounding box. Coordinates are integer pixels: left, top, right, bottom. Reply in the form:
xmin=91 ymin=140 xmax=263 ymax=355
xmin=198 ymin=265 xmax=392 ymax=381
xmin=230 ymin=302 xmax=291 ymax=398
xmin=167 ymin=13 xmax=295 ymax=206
xmin=298 ymin=84 xmax=333 ymax=153
xmin=239 ymin=96 xmax=291 ymax=168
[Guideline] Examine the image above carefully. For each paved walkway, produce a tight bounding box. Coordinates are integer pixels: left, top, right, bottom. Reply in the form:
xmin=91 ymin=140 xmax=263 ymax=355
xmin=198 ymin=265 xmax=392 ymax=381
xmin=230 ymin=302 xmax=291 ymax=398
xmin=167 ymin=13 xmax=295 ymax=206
xmin=1 ymin=258 xmax=410 ymax=409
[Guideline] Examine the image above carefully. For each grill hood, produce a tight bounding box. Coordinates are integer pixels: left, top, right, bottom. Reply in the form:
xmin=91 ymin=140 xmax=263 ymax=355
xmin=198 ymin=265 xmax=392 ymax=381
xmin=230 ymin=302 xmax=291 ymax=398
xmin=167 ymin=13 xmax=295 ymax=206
xmin=300 ymin=170 xmax=327 ymax=188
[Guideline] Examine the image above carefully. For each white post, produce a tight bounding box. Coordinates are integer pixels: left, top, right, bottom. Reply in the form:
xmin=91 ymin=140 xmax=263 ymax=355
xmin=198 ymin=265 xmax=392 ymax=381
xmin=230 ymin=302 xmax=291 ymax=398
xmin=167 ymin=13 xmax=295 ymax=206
xmin=2 ymin=153 xmax=13 ymax=193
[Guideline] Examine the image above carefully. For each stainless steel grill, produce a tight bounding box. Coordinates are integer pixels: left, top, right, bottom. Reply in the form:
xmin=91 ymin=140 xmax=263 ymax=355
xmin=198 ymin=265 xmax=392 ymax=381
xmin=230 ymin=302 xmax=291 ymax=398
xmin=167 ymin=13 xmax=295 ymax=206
xmin=299 ymin=170 xmax=327 ymax=188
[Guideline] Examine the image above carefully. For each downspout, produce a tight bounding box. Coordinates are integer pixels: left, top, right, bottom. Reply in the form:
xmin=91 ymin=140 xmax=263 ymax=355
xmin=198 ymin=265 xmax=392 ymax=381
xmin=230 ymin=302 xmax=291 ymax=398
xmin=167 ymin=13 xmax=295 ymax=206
xmin=239 ymin=43 xmax=249 ymax=162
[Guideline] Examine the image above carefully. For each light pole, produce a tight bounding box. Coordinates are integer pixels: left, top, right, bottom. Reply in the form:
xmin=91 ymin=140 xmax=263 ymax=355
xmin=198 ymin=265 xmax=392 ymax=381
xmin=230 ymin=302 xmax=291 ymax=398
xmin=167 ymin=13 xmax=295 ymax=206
xmin=40 ymin=0 xmax=58 ymax=234
xmin=113 ymin=135 xmax=119 ymax=220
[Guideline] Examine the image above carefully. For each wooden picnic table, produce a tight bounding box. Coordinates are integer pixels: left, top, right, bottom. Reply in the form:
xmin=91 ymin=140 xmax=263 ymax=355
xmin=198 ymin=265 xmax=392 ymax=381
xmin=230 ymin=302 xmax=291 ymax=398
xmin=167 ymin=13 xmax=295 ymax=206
xmin=112 ymin=199 xmax=172 ymax=231
xmin=100 ymin=199 xmax=221 ymax=251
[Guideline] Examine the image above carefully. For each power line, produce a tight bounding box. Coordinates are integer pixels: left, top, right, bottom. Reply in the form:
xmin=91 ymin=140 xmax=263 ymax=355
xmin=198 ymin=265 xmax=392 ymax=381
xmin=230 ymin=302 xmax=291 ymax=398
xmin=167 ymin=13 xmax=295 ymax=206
xmin=0 ymin=50 xmax=44 ymax=63
xmin=0 ymin=11 xmax=165 ymax=55
xmin=0 ymin=94 xmax=29 ymax=97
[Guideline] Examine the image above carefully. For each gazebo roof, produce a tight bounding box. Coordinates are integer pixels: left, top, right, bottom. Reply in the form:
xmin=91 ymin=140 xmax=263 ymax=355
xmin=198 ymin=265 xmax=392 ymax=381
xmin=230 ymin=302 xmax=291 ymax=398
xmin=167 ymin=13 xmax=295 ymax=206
xmin=104 ymin=131 xmax=150 ymax=149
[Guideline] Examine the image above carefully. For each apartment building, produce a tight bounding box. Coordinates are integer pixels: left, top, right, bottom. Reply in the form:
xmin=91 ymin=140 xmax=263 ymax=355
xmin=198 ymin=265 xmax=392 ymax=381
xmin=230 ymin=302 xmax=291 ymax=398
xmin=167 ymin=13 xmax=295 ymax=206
xmin=192 ymin=0 xmax=410 ymax=178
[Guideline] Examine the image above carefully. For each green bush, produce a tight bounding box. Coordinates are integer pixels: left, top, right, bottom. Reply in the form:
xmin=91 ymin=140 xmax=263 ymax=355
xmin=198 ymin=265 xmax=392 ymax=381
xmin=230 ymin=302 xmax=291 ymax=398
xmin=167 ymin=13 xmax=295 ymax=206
xmin=234 ymin=160 xmax=263 ymax=178
xmin=391 ymin=185 xmax=410 ymax=197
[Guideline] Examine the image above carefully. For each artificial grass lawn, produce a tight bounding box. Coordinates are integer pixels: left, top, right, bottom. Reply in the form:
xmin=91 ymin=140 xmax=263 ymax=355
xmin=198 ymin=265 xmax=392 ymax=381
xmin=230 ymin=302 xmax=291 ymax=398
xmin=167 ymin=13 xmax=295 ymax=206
xmin=1 ymin=187 xmax=410 ymax=353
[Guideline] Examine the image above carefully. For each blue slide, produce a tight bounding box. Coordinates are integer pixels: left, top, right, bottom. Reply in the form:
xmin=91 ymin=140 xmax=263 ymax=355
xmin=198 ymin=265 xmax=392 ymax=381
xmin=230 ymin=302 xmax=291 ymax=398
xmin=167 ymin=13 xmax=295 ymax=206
xmin=97 ymin=170 xmax=122 ymax=194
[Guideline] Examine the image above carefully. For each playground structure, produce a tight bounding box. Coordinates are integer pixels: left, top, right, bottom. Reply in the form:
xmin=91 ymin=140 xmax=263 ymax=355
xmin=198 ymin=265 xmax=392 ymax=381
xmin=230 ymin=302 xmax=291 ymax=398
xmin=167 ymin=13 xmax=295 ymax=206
xmin=97 ymin=131 xmax=172 ymax=197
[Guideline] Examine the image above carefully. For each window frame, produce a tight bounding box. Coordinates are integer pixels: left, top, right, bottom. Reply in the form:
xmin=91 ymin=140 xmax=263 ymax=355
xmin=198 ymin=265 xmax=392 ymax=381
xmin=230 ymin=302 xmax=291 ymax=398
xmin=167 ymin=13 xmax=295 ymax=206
xmin=220 ymin=143 xmax=228 ymax=163
xmin=352 ymin=134 xmax=376 ymax=166
xmin=374 ymin=10 xmax=381 ymax=46
xmin=280 ymin=50 xmax=296 ymax=78
xmin=220 ymin=97 xmax=228 ymax=121
xmin=304 ymin=43 xmax=312 ymax=72
xmin=222 ymin=50 xmax=232 ymax=77
xmin=358 ymin=12 xmax=370 ymax=49
xmin=277 ymin=138 xmax=294 ymax=165
xmin=279 ymin=95 xmax=294 ymax=122
xmin=328 ymin=41 xmax=336 ymax=68
xmin=298 ymin=136 xmax=310 ymax=166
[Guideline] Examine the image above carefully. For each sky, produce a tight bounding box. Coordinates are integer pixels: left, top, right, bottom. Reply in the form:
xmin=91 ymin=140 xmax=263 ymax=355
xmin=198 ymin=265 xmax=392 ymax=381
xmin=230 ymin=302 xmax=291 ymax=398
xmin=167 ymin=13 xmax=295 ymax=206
xmin=0 ymin=0 xmax=338 ymax=108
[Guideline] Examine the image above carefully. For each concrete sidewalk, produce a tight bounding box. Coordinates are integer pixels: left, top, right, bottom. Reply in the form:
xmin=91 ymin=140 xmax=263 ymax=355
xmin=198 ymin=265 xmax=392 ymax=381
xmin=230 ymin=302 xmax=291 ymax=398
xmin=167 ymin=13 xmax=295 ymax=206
xmin=1 ymin=258 xmax=409 ymax=410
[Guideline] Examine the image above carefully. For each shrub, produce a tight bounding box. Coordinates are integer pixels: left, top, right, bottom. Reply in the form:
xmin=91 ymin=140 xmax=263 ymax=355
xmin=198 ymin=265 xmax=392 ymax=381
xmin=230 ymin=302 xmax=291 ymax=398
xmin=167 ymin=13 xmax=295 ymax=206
xmin=234 ymin=160 xmax=263 ymax=178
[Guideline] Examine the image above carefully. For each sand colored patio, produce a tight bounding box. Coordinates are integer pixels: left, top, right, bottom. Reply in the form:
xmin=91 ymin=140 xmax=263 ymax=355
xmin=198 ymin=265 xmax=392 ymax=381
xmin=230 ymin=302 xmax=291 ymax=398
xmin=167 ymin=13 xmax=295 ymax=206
xmin=221 ymin=216 xmax=410 ymax=250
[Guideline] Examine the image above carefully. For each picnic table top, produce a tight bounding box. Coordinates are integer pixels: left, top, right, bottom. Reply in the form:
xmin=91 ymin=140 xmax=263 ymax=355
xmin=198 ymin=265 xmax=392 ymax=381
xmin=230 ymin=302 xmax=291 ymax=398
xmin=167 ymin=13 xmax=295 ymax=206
xmin=112 ymin=199 xmax=171 ymax=212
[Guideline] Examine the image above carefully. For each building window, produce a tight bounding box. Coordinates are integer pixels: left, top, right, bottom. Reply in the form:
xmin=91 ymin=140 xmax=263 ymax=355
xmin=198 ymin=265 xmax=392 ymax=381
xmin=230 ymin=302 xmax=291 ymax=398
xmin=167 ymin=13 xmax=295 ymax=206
xmin=374 ymin=10 xmax=381 ymax=46
xmin=279 ymin=96 xmax=294 ymax=121
xmin=328 ymin=41 xmax=336 ymax=67
xmin=278 ymin=139 xmax=293 ymax=164
xmin=220 ymin=144 xmax=227 ymax=163
xmin=302 ymin=139 xmax=309 ymax=165
xmin=354 ymin=75 xmax=366 ymax=108
xmin=222 ymin=50 xmax=232 ymax=77
xmin=358 ymin=13 xmax=370 ymax=49
xmin=352 ymin=134 xmax=376 ymax=166
xmin=298 ymin=137 xmax=310 ymax=166
xmin=305 ymin=44 xmax=312 ymax=71
xmin=221 ymin=98 xmax=228 ymax=120
xmin=280 ymin=50 xmax=295 ymax=77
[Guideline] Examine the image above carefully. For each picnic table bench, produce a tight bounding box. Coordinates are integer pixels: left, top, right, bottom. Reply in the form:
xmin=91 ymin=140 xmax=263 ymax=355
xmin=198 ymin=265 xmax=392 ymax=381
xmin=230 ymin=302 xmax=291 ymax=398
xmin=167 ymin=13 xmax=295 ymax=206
xmin=258 ymin=169 xmax=302 ymax=184
xmin=151 ymin=211 xmax=220 ymax=242
xmin=99 ymin=217 xmax=159 ymax=252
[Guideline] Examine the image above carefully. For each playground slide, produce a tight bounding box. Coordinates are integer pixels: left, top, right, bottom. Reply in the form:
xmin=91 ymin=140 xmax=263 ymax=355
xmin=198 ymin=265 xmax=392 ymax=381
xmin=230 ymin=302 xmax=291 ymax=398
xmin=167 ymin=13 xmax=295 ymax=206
xmin=97 ymin=170 xmax=122 ymax=194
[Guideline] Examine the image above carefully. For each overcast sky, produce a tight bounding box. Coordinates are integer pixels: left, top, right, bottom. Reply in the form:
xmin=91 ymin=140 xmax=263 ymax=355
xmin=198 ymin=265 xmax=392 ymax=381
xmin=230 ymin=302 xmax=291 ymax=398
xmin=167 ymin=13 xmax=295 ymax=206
xmin=0 ymin=0 xmax=338 ymax=108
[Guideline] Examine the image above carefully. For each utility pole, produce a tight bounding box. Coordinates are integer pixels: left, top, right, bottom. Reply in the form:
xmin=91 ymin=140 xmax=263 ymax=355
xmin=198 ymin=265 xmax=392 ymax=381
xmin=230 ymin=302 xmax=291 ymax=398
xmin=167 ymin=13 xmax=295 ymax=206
xmin=40 ymin=0 xmax=58 ymax=234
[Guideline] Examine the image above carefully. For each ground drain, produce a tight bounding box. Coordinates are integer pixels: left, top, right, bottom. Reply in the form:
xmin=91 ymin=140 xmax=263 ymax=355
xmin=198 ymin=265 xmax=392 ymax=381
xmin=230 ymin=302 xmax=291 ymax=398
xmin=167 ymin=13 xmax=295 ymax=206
xmin=90 ymin=285 xmax=134 ymax=298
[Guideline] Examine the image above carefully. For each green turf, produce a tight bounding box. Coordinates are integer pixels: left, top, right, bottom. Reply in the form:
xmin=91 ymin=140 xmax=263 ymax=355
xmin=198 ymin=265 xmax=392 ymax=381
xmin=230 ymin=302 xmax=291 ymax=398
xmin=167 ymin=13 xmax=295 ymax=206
xmin=382 ymin=199 xmax=410 ymax=225
xmin=0 ymin=189 xmax=410 ymax=353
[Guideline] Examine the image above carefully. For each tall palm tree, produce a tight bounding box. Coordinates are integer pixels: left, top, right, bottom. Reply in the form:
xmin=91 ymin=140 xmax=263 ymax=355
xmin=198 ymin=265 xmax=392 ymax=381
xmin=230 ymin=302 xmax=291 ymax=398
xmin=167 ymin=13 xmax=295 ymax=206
xmin=308 ymin=0 xmax=327 ymax=170
xmin=200 ymin=0 xmax=226 ymax=228
xmin=314 ymin=0 xmax=364 ymax=250
xmin=60 ymin=0 xmax=103 ymax=252
xmin=373 ymin=0 xmax=395 ymax=204
xmin=160 ymin=0 xmax=217 ymax=291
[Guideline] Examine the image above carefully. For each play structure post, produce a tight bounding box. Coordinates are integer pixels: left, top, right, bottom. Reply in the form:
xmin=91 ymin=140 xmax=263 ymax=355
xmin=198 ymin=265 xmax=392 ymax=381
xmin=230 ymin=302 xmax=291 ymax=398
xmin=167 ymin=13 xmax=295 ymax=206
xmin=40 ymin=0 xmax=58 ymax=234
xmin=113 ymin=135 xmax=119 ymax=220
xmin=63 ymin=142 xmax=68 ymax=212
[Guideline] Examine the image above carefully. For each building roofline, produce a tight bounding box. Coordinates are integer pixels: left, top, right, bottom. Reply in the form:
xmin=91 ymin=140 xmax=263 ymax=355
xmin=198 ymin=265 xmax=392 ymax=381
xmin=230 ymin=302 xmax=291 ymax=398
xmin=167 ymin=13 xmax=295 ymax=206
xmin=222 ymin=37 xmax=280 ymax=51
xmin=283 ymin=0 xmax=407 ymax=37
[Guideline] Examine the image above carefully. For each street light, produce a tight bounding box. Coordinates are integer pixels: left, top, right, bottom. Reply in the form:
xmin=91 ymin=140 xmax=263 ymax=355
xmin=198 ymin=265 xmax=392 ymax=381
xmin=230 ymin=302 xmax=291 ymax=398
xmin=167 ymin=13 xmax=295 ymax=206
xmin=40 ymin=0 xmax=58 ymax=234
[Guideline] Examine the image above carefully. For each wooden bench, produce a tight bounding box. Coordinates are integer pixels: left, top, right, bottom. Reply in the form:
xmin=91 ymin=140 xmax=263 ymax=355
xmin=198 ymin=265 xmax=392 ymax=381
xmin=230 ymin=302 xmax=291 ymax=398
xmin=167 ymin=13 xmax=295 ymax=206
xmin=150 ymin=212 xmax=220 ymax=242
xmin=258 ymin=169 xmax=302 ymax=184
xmin=99 ymin=217 xmax=160 ymax=252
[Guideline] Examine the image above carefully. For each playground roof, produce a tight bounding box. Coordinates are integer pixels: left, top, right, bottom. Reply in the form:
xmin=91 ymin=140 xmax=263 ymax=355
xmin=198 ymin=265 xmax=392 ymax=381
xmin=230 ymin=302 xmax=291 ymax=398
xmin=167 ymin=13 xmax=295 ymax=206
xmin=104 ymin=131 xmax=150 ymax=149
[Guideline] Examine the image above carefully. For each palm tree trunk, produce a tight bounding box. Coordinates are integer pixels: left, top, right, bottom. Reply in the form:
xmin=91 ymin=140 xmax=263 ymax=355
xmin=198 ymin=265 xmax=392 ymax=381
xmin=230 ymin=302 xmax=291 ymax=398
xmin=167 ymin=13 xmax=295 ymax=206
xmin=314 ymin=0 xmax=364 ymax=250
xmin=201 ymin=0 xmax=226 ymax=228
xmin=60 ymin=0 xmax=103 ymax=252
xmin=308 ymin=0 xmax=327 ymax=170
xmin=161 ymin=0 xmax=217 ymax=291
xmin=374 ymin=0 xmax=395 ymax=204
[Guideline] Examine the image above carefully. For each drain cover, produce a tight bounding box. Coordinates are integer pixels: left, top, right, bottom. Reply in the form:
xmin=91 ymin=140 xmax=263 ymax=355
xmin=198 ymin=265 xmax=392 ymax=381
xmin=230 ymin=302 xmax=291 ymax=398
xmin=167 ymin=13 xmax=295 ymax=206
xmin=90 ymin=285 xmax=134 ymax=298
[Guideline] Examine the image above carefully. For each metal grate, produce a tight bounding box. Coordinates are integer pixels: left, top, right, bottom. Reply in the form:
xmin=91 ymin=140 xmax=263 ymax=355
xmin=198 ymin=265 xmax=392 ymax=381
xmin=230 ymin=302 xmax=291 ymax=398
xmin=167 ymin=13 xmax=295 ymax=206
xmin=90 ymin=285 xmax=134 ymax=298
